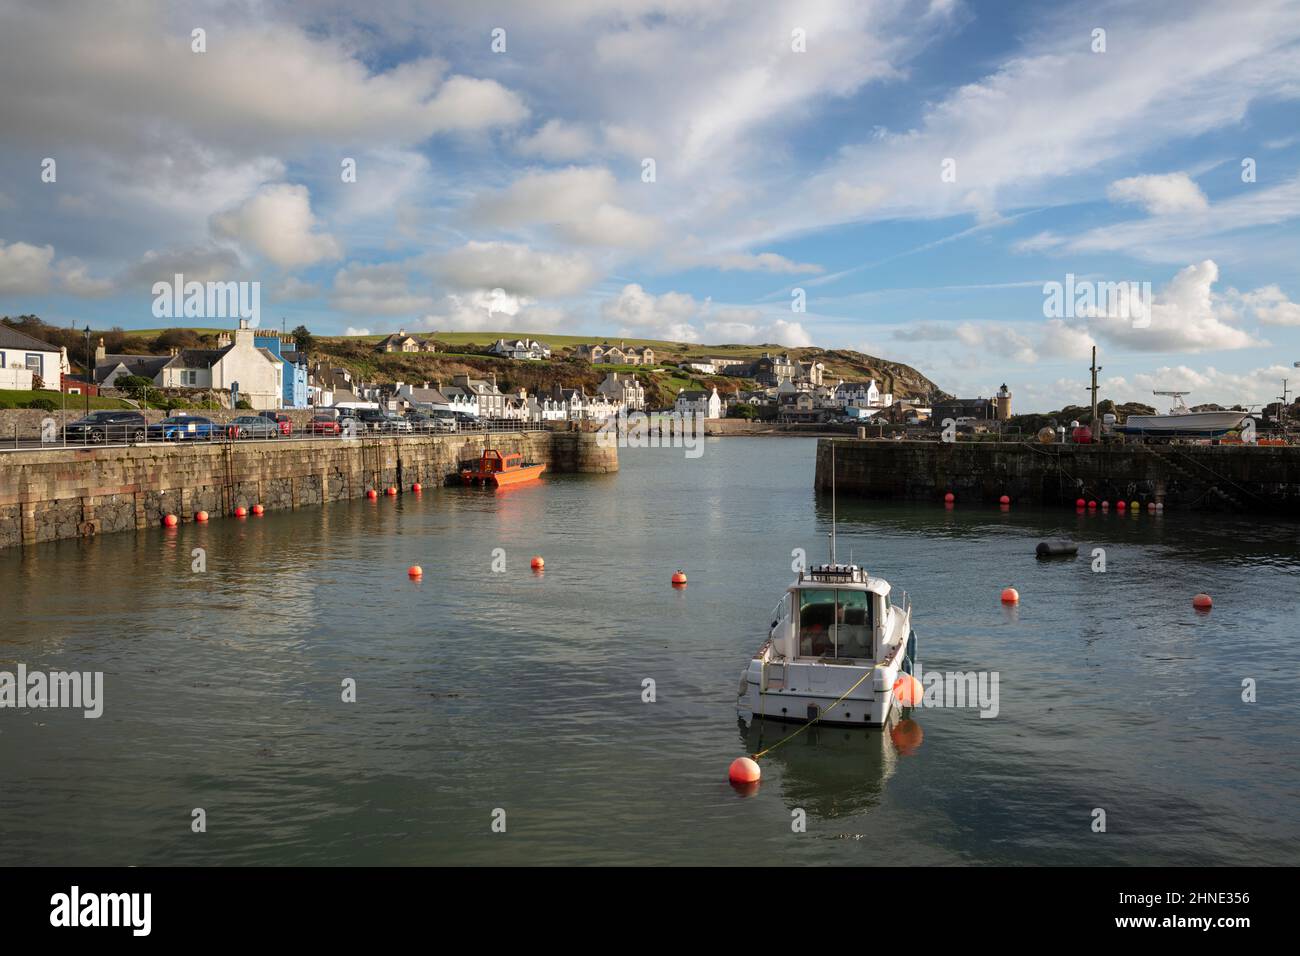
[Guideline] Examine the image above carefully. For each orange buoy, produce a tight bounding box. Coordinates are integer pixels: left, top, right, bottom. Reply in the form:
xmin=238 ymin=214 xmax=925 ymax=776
xmin=728 ymin=757 xmax=761 ymax=785
xmin=671 ymin=570 xmax=688 ymax=587
xmin=893 ymin=673 xmax=923 ymax=707
xmin=195 ymin=510 xmax=209 ymax=523
xmin=408 ymin=565 xmax=423 ymax=578
xmin=163 ymin=513 xmax=178 ymax=527
xmin=252 ymin=504 xmax=264 ymax=516
xmin=234 ymin=506 xmax=248 ymax=517
xmin=366 ymin=489 xmax=378 ymax=500
xmin=1001 ymin=586 xmax=1019 ymax=604
xmin=412 ymin=482 xmax=422 ymax=493
xmin=1193 ymin=593 xmax=1213 ymax=610
xmin=999 ymin=494 xmax=1011 ymax=505
xmin=386 ymin=486 xmax=397 ymax=496
xmin=530 ymin=556 xmax=545 ymax=570
xmin=944 ymin=492 xmax=955 ymax=503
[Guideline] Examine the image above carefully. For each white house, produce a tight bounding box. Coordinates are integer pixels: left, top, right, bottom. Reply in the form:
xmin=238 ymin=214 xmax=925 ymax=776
xmin=490 ymin=338 xmax=551 ymax=361
xmin=675 ymin=386 xmax=722 ymax=420
xmin=95 ymin=319 xmax=283 ymax=407
xmin=0 ymin=325 xmax=67 ymax=390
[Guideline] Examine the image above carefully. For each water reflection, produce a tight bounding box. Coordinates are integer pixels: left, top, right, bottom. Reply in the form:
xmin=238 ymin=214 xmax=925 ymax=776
xmin=738 ymin=711 xmax=923 ymax=818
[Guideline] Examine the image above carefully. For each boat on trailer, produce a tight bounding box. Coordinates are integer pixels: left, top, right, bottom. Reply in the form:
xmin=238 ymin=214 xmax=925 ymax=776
xmin=1114 ymin=391 xmax=1250 ymax=439
xmin=737 ymin=562 xmax=916 ymax=728
xmin=460 ymin=449 xmax=546 ymax=487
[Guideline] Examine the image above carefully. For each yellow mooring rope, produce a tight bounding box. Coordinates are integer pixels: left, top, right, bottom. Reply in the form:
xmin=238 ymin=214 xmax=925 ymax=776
xmin=750 ymin=665 xmax=878 ymax=761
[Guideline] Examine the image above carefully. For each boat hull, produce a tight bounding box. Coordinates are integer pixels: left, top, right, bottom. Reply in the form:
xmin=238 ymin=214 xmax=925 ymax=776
xmin=737 ymin=657 xmax=904 ymax=728
xmin=461 ymin=462 xmax=546 ymax=486
xmin=1116 ymin=410 xmax=1248 ymax=437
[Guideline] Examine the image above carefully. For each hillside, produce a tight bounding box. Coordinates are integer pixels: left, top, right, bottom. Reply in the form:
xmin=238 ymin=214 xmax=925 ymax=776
xmin=2 ymin=316 xmax=949 ymax=407
xmin=315 ymin=333 xmax=949 ymax=406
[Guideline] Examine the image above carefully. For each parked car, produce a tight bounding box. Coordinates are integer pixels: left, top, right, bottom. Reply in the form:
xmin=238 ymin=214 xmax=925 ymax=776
xmin=147 ymin=415 xmax=222 ymax=441
xmin=308 ymin=414 xmax=342 ymax=436
xmin=259 ymin=411 xmax=293 ymax=435
xmin=227 ymin=415 xmax=280 ymax=439
xmin=61 ymin=410 xmax=147 ymax=444
xmin=353 ymin=408 xmax=412 ymax=433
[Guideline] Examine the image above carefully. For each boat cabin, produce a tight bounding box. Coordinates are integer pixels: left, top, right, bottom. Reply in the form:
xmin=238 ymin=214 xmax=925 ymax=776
xmin=768 ymin=564 xmax=894 ymax=662
xmin=473 ymin=450 xmax=521 ymax=473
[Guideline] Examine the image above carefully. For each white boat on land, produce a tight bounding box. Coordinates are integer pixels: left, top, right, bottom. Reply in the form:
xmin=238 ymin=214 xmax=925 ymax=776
xmin=736 ymin=562 xmax=916 ymax=728
xmin=1115 ymin=391 xmax=1249 ymax=438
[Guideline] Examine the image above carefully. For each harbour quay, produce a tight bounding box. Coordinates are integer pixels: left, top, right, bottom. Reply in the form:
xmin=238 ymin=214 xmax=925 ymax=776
xmin=0 ymin=430 xmax=616 ymax=550
xmin=816 ymin=439 xmax=1300 ymax=514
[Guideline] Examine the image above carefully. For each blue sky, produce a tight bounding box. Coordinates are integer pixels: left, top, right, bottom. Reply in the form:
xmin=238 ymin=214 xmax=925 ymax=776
xmin=1 ymin=0 xmax=1298 ymax=411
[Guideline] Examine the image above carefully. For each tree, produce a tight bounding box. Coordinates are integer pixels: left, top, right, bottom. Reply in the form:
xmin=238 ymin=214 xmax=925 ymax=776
xmin=114 ymin=374 xmax=156 ymax=403
xmin=292 ymin=325 xmax=315 ymax=356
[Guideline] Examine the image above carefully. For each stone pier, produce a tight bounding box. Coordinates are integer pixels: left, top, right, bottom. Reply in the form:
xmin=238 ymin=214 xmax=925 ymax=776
xmin=815 ymin=438 xmax=1300 ymax=514
xmin=0 ymin=430 xmax=617 ymax=550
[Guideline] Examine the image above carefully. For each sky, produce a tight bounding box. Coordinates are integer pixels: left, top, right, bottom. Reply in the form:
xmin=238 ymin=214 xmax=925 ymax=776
xmin=1 ymin=0 xmax=1299 ymax=411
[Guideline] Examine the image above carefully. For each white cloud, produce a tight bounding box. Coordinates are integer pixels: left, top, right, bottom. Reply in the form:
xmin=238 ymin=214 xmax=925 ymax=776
xmin=211 ymin=184 xmax=342 ymax=269
xmin=343 ymin=326 xmax=372 ymax=337
xmin=1107 ymin=172 xmax=1209 ymax=216
xmin=1234 ymin=284 xmax=1300 ymax=327
xmin=417 ymin=294 xmax=571 ymax=333
xmin=330 ymin=262 xmax=434 ymax=315
xmin=468 ymin=166 xmax=660 ymax=248
xmin=600 ymin=284 xmax=703 ymax=341
xmin=517 ymin=120 xmax=597 ymax=161
xmin=1085 ymin=260 xmax=1261 ymax=353
xmin=599 ymin=284 xmax=811 ymax=345
xmin=430 ymin=241 xmax=599 ymax=298
xmin=0 ymin=240 xmax=55 ymax=294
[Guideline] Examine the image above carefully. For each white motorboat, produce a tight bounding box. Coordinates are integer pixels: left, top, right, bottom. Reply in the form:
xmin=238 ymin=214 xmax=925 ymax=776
xmin=736 ymin=561 xmax=917 ymax=728
xmin=1115 ymin=391 xmax=1249 ymax=438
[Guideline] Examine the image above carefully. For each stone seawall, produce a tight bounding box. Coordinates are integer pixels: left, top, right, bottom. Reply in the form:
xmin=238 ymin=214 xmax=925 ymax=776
xmin=0 ymin=431 xmax=617 ymax=550
xmin=816 ymin=439 xmax=1300 ymax=514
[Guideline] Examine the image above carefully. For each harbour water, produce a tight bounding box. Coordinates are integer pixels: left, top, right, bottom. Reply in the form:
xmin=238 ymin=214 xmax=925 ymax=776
xmin=1 ymin=437 xmax=1297 ymax=865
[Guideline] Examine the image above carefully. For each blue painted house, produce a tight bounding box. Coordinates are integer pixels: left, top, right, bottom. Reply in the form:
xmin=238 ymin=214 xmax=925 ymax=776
xmin=253 ymin=334 xmax=309 ymax=408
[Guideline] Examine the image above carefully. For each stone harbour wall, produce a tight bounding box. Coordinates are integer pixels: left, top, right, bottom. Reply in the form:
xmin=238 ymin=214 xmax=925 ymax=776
xmin=816 ymin=439 xmax=1300 ymax=514
xmin=0 ymin=431 xmax=617 ymax=550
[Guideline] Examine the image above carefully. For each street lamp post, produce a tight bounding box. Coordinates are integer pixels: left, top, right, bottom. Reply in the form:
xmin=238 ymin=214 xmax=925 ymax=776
xmin=84 ymin=325 xmax=91 ymax=419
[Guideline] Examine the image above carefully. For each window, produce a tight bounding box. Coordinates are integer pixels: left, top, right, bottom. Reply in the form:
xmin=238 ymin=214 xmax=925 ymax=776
xmin=798 ymin=589 xmax=874 ymax=660
xmin=25 ymin=353 xmax=43 ymax=376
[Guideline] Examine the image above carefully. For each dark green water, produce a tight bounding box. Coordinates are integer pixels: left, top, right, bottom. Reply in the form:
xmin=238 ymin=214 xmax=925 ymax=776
xmin=2 ymin=437 xmax=1298 ymax=865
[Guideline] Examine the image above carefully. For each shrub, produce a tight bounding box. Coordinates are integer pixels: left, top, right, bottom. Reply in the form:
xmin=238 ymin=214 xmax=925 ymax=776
xmin=24 ymin=397 xmax=57 ymax=411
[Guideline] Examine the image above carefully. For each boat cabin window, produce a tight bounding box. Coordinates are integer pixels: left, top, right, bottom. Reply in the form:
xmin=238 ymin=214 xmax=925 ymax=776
xmin=797 ymin=588 xmax=873 ymax=660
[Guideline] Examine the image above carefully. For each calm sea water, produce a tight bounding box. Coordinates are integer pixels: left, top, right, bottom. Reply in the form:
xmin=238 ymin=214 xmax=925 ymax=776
xmin=2 ymin=437 xmax=1298 ymax=866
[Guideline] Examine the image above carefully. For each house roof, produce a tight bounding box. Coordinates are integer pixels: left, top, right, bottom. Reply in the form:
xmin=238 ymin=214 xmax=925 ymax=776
xmin=94 ymin=354 xmax=171 ymax=383
xmin=0 ymin=325 xmax=61 ymax=352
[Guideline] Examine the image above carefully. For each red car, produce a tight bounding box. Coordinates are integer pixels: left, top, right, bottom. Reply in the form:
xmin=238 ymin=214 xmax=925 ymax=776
xmin=260 ymin=411 xmax=293 ymax=436
xmin=308 ymin=415 xmax=341 ymax=436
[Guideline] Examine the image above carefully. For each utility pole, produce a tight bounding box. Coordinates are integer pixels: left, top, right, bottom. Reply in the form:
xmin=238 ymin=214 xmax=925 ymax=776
xmin=1280 ymin=378 xmax=1291 ymax=440
xmin=1086 ymin=346 xmax=1101 ymax=429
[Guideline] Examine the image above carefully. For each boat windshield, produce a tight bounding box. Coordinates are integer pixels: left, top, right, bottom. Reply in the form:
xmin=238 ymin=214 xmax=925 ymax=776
xmin=798 ymin=588 xmax=873 ymax=660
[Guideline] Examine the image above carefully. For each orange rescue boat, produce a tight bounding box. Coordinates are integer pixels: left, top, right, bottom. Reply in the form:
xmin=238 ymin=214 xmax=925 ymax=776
xmin=461 ymin=449 xmax=546 ymax=487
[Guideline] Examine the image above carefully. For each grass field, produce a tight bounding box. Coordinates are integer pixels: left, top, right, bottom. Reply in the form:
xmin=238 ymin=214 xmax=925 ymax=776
xmin=0 ymin=389 xmax=133 ymax=410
